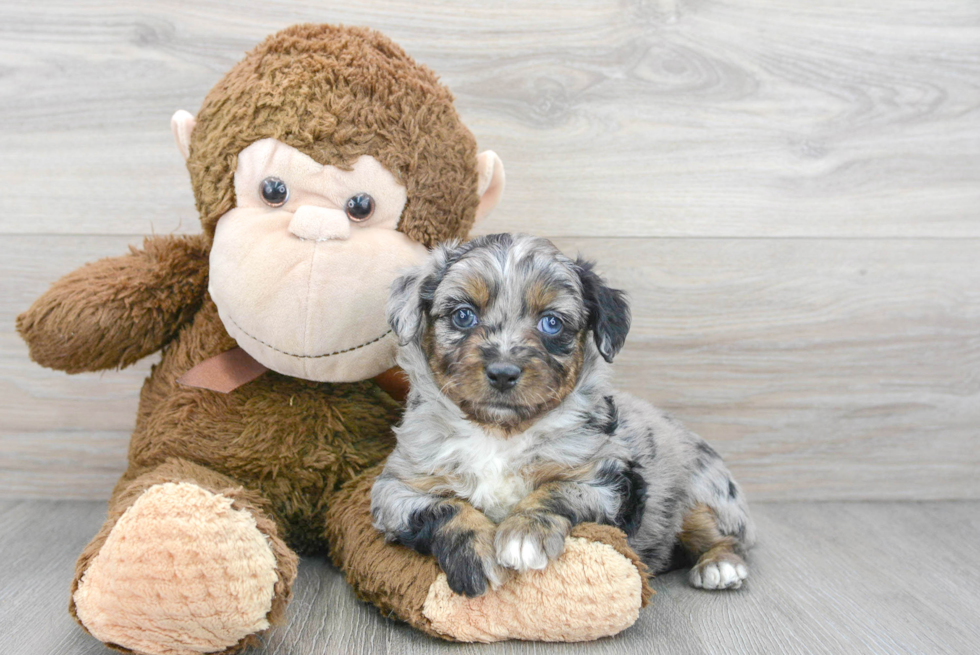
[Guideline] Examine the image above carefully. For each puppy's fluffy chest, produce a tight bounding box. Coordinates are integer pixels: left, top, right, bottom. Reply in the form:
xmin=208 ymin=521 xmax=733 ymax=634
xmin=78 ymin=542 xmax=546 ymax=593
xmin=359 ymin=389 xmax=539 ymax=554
xmin=425 ymin=423 xmax=537 ymax=522
xmin=397 ymin=388 xmax=609 ymax=523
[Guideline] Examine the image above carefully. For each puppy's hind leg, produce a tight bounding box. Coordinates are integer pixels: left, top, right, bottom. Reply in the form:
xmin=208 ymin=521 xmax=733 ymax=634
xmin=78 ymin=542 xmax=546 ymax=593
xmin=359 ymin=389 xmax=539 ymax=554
xmin=679 ymin=504 xmax=748 ymax=590
xmin=679 ymin=444 xmax=755 ymax=590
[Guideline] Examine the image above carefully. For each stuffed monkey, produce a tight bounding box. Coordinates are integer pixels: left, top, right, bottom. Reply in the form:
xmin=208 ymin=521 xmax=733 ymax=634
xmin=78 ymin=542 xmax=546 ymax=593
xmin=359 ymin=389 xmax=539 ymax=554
xmin=18 ymin=24 xmax=651 ymax=655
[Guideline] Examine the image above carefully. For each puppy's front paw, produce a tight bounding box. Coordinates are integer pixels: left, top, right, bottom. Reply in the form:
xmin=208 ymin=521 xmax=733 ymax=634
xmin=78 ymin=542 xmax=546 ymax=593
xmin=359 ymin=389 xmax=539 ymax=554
xmin=435 ymin=527 xmax=509 ymax=597
xmin=690 ymin=552 xmax=748 ymax=590
xmin=495 ymin=511 xmax=571 ymax=572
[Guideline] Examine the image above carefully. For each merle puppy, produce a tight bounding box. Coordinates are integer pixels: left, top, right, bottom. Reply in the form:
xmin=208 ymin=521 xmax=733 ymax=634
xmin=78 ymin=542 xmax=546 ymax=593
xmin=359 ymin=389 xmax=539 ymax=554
xmin=371 ymin=233 xmax=755 ymax=597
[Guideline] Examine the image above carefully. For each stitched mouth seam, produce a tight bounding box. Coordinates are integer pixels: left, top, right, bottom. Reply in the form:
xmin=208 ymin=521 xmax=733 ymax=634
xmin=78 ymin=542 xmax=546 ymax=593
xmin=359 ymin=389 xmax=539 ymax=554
xmin=228 ymin=315 xmax=392 ymax=359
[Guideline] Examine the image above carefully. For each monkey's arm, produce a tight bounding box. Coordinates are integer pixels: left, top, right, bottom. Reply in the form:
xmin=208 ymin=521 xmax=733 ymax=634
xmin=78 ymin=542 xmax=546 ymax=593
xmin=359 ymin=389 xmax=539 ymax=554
xmin=17 ymin=234 xmax=209 ymax=373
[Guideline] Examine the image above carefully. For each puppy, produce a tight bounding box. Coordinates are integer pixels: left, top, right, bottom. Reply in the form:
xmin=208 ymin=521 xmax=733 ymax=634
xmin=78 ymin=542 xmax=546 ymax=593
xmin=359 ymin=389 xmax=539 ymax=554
xmin=371 ymin=233 xmax=755 ymax=597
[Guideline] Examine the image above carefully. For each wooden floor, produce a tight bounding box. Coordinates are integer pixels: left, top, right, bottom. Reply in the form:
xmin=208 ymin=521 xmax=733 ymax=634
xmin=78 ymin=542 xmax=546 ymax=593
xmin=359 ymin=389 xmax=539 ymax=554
xmin=2 ymin=500 xmax=978 ymax=655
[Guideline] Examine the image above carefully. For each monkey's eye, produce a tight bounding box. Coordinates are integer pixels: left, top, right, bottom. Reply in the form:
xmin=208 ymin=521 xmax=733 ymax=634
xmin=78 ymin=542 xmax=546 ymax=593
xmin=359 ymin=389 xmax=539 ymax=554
xmin=451 ymin=306 xmax=479 ymax=330
xmin=345 ymin=193 xmax=375 ymax=221
xmin=260 ymin=177 xmax=289 ymax=207
xmin=537 ymin=315 xmax=563 ymax=335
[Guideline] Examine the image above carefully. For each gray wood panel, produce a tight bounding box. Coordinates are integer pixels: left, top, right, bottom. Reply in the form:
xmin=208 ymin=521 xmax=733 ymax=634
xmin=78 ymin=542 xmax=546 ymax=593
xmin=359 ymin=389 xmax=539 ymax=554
xmin=3 ymin=499 xmax=979 ymax=654
xmin=3 ymin=235 xmax=978 ymax=501
xmin=2 ymin=1 xmax=978 ymax=501
xmin=0 ymin=1 xmax=978 ymax=237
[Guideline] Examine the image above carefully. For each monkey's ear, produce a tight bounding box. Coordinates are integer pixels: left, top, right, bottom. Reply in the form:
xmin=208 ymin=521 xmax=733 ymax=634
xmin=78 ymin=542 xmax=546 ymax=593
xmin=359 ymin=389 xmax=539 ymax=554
xmin=170 ymin=110 xmax=196 ymax=161
xmin=474 ymin=151 xmax=505 ymax=224
xmin=575 ymin=258 xmax=631 ymax=363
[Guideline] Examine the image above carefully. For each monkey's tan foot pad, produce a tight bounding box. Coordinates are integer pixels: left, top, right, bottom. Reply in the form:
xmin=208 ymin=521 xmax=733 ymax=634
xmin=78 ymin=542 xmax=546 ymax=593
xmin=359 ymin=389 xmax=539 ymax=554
xmin=73 ymin=482 xmax=279 ymax=655
xmin=422 ymin=524 xmax=653 ymax=642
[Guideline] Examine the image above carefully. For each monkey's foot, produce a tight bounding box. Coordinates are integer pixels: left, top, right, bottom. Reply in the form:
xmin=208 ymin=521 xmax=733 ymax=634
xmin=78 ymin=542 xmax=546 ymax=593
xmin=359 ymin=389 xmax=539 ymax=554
xmin=422 ymin=523 xmax=652 ymax=642
xmin=73 ymin=482 xmax=280 ymax=655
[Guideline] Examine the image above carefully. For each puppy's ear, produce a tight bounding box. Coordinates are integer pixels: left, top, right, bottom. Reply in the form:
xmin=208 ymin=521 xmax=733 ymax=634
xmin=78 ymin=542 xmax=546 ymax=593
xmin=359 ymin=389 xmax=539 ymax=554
xmin=387 ymin=242 xmax=462 ymax=345
xmin=575 ymin=259 xmax=631 ymax=363
xmin=387 ymin=270 xmax=426 ymax=345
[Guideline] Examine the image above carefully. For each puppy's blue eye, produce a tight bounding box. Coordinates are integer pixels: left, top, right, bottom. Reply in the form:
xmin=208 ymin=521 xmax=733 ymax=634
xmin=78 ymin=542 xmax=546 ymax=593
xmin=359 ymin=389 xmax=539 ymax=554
xmin=451 ymin=307 xmax=478 ymax=329
xmin=537 ymin=315 xmax=562 ymax=335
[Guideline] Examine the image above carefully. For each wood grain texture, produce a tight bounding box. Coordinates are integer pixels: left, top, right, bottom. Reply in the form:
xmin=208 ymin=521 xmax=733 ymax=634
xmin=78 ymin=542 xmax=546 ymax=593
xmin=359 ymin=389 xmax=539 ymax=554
xmin=3 ymin=235 xmax=978 ymax=501
xmin=2 ymin=1 xmax=978 ymax=501
xmin=3 ymin=500 xmax=979 ymax=654
xmin=0 ymin=1 xmax=978 ymax=237
xmin=1 ymin=236 xmax=146 ymax=498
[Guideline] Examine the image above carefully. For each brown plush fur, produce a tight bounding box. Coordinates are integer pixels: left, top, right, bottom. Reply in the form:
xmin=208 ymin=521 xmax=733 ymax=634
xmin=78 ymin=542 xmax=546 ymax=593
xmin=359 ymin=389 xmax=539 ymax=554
xmin=17 ymin=24 xmax=649 ymax=651
xmin=16 ymin=235 xmax=209 ymax=373
xmin=325 ymin=463 xmax=447 ymax=639
xmin=187 ymin=24 xmax=480 ymax=249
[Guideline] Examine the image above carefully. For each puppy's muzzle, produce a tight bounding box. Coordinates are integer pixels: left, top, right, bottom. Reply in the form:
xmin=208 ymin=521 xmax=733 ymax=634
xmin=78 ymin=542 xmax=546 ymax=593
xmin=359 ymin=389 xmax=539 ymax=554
xmin=485 ymin=361 xmax=522 ymax=391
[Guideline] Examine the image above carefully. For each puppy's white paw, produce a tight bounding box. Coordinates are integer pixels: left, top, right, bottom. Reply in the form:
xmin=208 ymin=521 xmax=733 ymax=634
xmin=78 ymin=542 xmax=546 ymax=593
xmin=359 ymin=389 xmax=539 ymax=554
xmin=690 ymin=558 xmax=748 ymax=590
xmin=497 ymin=534 xmax=549 ymax=571
xmin=494 ymin=510 xmax=570 ymax=573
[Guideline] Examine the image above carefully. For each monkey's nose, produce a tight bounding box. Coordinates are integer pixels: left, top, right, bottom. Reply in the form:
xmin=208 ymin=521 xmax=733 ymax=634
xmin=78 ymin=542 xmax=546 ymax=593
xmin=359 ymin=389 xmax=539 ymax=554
xmin=288 ymin=206 xmax=351 ymax=241
xmin=485 ymin=362 xmax=522 ymax=391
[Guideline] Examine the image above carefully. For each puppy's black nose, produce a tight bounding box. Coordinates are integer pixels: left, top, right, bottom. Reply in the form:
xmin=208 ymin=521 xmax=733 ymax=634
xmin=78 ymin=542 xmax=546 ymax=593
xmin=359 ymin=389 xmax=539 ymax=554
xmin=485 ymin=362 xmax=522 ymax=391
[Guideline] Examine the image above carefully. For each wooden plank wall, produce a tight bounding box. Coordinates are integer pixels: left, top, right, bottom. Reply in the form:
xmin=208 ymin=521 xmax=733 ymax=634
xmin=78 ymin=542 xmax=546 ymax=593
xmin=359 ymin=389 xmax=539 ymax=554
xmin=1 ymin=0 xmax=978 ymax=501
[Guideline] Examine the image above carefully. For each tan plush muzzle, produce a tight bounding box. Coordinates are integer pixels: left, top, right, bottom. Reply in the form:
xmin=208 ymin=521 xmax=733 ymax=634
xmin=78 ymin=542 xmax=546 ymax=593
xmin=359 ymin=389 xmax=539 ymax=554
xmin=208 ymin=138 xmax=428 ymax=382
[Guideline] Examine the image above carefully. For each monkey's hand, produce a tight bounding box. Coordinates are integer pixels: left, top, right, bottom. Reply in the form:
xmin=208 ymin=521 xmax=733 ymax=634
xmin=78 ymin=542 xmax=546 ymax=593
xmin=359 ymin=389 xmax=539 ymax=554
xmin=17 ymin=234 xmax=208 ymax=373
xmin=494 ymin=509 xmax=572 ymax=573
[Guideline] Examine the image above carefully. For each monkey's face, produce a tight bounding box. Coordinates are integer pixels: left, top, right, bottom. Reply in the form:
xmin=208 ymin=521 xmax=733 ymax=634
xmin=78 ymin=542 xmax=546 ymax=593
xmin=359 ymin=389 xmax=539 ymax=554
xmin=209 ymin=139 xmax=428 ymax=382
xmin=174 ymin=26 xmax=507 ymax=384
